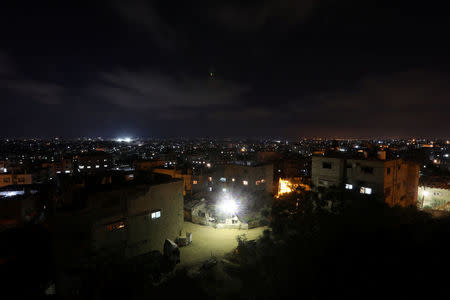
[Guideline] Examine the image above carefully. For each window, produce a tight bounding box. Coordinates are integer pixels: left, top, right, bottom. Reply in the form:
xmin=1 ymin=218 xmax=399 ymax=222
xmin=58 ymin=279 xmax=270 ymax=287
xmin=319 ymin=179 xmax=329 ymax=187
xmin=256 ymin=180 xmax=261 ymax=185
xmin=242 ymin=180 xmax=248 ymax=186
xmin=208 ymin=187 xmax=213 ymax=192
xmin=231 ymin=178 xmax=235 ymax=182
xmin=3 ymin=177 xmax=10 ymax=183
xmin=151 ymin=210 xmax=161 ymax=219
xmin=208 ymin=177 xmax=212 ymax=182
xmin=322 ymin=162 xmax=332 ymax=169
xmin=220 ymin=177 xmax=226 ymax=182
xmin=222 ymin=188 xmax=227 ymax=192
xmin=361 ymin=166 xmax=374 ymax=174
xmin=385 ymin=187 xmax=391 ymax=196
xmin=386 ymin=167 xmax=391 ymax=175
xmin=261 ymin=179 xmax=265 ymax=183
xmin=107 ymin=221 xmax=126 ymax=231
xmin=360 ymin=187 xmax=372 ymax=195
xmin=345 ymin=184 xmax=353 ymax=190
xmin=18 ymin=177 xmax=25 ymax=183
xmin=193 ymin=180 xmax=198 ymax=184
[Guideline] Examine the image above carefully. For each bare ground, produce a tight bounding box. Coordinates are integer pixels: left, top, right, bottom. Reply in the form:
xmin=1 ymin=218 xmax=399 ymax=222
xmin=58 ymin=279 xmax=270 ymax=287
xmin=178 ymin=221 xmax=266 ymax=267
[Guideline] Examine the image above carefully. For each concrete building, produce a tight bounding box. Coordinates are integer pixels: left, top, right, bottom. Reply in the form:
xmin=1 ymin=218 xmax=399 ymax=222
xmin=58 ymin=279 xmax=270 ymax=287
xmin=0 ymin=173 xmax=32 ymax=188
xmin=42 ymin=159 xmax=73 ymax=176
xmin=152 ymin=168 xmax=202 ymax=196
xmin=54 ymin=178 xmax=184 ymax=259
xmin=74 ymin=151 xmax=113 ymax=172
xmin=210 ymin=164 xmax=273 ymax=195
xmin=134 ymin=160 xmax=164 ymax=172
xmin=311 ymin=152 xmax=419 ymax=207
xmin=418 ymin=176 xmax=450 ymax=210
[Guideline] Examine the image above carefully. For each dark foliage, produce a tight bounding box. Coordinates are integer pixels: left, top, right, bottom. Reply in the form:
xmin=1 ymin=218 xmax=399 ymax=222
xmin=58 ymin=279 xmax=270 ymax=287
xmin=234 ymin=191 xmax=448 ymax=299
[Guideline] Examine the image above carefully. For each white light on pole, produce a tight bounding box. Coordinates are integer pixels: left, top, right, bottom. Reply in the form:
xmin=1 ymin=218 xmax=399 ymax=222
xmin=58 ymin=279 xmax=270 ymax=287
xmin=218 ymin=195 xmax=238 ymax=215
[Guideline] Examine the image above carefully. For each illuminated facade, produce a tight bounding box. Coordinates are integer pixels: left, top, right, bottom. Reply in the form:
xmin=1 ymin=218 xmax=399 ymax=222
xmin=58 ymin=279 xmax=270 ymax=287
xmin=0 ymin=173 xmax=32 ymax=188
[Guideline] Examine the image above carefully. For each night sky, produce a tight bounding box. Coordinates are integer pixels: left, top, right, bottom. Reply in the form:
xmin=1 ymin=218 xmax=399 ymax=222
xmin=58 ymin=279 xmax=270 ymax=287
xmin=1 ymin=1 xmax=449 ymax=138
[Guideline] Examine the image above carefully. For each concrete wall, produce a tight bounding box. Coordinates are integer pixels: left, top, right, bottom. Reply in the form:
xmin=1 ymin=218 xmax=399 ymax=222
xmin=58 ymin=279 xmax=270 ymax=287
xmin=126 ymin=180 xmax=184 ymax=257
xmin=153 ymin=168 xmax=193 ymax=196
xmin=418 ymin=186 xmax=450 ymax=210
xmin=312 ymin=156 xmax=419 ymax=207
xmin=0 ymin=174 xmax=32 ymax=188
xmin=311 ymin=157 xmax=344 ymax=188
xmin=212 ymin=164 xmax=273 ymax=194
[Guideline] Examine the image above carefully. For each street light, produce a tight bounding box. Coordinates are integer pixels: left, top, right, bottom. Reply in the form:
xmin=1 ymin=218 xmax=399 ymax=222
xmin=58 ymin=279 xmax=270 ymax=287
xmin=218 ymin=194 xmax=239 ymax=215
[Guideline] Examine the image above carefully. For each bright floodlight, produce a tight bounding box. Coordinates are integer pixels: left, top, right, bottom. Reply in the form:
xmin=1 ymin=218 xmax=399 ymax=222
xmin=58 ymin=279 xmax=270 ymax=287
xmin=218 ymin=196 xmax=238 ymax=215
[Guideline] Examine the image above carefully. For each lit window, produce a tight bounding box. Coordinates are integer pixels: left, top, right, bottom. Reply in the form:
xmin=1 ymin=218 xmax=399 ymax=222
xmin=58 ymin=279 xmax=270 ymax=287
xmin=56 ymin=171 xmax=61 ymax=174
xmin=95 ymin=165 xmax=100 ymax=168
xmin=256 ymin=180 xmax=261 ymax=185
xmin=208 ymin=177 xmax=212 ymax=182
xmin=243 ymin=180 xmax=248 ymax=186
xmin=87 ymin=166 xmax=91 ymax=169
xmin=65 ymin=170 xmax=70 ymax=174
xmin=222 ymin=188 xmax=227 ymax=192
xmin=360 ymin=187 xmax=372 ymax=194
xmin=220 ymin=177 xmax=226 ymax=182
xmin=107 ymin=221 xmax=126 ymax=231
xmin=261 ymin=179 xmax=265 ymax=183
xmin=104 ymin=165 xmax=108 ymax=167
xmin=345 ymin=184 xmax=353 ymax=190
xmin=208 ymin=187 xmax=213 ymax=192
xmin=151 ymin=210 xmax=161 ymax=219
xmin=193 ymin=180 xmax=198 ymax=184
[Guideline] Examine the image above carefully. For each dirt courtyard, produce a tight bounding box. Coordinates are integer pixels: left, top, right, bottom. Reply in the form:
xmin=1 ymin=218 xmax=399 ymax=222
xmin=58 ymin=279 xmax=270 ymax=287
xmin=178 ymin=221 xmax=267 ymax=267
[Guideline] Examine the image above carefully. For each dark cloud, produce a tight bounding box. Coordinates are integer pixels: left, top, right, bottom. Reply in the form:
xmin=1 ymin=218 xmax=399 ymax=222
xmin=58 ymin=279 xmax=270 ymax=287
xmin=91 ymin=70 xmax=250 ymax=110
xmin=287 ymin=70 xmax=450 ymax=137
xmin=2 ymin=79 xmax=64 ymax=105
xmin=0 ymin=51 xmax=16 ymax=76
xmin=1 ymin=53 xmax=64 ymax=105
xmin=111 ymin=0 xmax=180 ymax=50
xmin=0 ymin=1 xmax=448 ymax=137
xmin=210 ymin=0 xmax=321 ymax=31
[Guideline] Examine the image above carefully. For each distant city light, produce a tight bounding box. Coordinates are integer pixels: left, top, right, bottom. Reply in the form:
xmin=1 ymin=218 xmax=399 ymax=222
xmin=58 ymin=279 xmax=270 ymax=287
xmin=116 ymin=137 xmax=132 ymax=143
xmin=0 ymin=190 xmax=25 ymax=197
